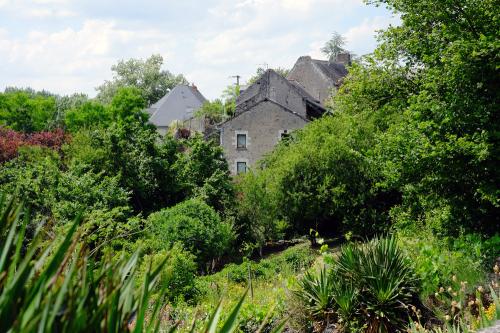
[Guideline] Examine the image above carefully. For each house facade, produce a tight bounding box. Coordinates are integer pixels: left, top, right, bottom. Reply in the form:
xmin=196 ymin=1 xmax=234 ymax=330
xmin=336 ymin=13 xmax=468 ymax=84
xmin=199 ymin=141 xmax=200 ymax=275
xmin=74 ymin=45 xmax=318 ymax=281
xmin=218 ymin=69 xmax=325 ymax=174
xmin=146 ymin=84 xmax=207 ymax=135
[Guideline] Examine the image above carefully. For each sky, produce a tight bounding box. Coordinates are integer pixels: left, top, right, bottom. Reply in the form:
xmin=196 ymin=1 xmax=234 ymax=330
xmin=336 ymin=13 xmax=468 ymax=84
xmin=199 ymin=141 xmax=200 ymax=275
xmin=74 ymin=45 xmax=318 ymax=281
xmin=0 ymin=0 xmax=398 ymax=100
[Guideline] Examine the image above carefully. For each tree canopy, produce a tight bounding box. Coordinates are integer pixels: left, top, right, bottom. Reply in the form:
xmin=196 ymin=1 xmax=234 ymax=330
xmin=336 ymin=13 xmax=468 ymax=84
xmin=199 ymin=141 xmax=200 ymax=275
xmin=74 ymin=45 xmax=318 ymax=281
xmin=96 ymin=54 xmax=187 ymax=106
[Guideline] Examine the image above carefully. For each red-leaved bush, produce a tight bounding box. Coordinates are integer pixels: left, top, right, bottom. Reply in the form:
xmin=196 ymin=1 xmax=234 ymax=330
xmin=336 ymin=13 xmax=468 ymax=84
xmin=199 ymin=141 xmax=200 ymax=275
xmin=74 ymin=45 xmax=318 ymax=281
xmin=0 ymin=127 xmax=69 ymax=163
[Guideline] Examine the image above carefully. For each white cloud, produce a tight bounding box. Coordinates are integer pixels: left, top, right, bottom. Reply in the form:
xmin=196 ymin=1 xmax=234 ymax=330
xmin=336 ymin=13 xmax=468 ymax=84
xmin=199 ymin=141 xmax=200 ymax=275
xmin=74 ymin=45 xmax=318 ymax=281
xmin=24 ymin=8 xmax=77 ymax=18
xmin=0 ymin=20 xmax=177 ymax=95
xmin=344 ymin=16 xmax=400 ymax=55
xmin=0 ymin=0 xmax=396 ymax=98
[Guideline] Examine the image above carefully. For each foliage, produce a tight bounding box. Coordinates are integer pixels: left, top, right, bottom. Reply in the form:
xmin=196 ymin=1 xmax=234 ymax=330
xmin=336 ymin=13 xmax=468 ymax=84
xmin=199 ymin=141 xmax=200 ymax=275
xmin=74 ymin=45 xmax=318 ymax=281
xmin=195 ymin=99 xmax=226 ymax=124
xmin=0 ymin=193 xmax=166 ymax=333
xmin=237 ymin=112 xmax=395 ymax=239
xmin=96 ymin=54 xmax=187 ymax=105
xmin=0 ymin=90 xmax=57 ymax=132
xmin=0 ymin=127 xmax=67 ymax=163
xmin=174 ymin=136 xmax=234 ymax=212
xmin=64 ymin=101 xmax=110 ymax=132
xmin=297 ymin=236 xmax=420 ymax=332
xmin=397 ymin=230 xmax=486 ymax=299
xmin=0 ymin=146 xmax=130 ymax=225
xmin=138 ymin=244 xmax=198 ymax=303
xmin=366 ymin=0 xmax=500 ymax=235
xmin=321 ymin=31 xmax=348 ymax=62
xmin=147 ymin=199 xmax=235 ymax=271
xmin=297 ymin=267 xmax=335 ymax=321
xmin=408 ymin=272 xmax=500 ymax=333
xmin=206 ymin=243 xmax=315 ymax=285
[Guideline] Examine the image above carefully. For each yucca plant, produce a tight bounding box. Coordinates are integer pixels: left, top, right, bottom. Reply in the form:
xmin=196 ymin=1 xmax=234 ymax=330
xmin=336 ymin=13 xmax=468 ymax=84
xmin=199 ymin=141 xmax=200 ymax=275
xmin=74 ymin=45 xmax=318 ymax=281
xmin=296 ymin=266 xmax=335 ymax=325
xmin=335 ymin=236 xmax=419 ymax=333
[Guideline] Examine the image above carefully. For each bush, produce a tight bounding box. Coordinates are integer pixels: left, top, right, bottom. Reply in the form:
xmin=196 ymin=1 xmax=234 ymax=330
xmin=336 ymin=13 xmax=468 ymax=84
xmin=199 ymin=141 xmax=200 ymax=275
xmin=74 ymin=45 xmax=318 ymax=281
xmin=397 ymin=231 xmax=486 ymax=299
xmin=147 ymin=199 xmax=235 ymax=271
xmin=137 ymin=243 xmax=197 ymax=302
xmin=210 ymin=243 xmax=316 ymax=285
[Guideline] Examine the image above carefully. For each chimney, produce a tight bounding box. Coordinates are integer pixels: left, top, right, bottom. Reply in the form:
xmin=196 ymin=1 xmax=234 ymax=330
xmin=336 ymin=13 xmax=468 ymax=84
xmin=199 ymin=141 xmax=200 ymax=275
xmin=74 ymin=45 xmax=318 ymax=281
xmin=335 ymin=53 xmax=351 ymax=65
xmin=298 ymin=55 xmax=312 ymax=63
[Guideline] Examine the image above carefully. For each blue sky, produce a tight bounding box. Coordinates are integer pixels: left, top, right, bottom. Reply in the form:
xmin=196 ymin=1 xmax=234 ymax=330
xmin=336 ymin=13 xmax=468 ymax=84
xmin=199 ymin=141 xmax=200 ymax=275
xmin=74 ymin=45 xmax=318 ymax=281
xmin=0 ymin=0 xmax=398 ymax=99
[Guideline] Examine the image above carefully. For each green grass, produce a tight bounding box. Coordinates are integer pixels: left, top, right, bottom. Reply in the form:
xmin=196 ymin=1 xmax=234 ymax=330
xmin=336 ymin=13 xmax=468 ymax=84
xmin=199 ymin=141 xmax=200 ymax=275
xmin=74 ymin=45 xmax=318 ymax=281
xmin=163 ymin=243 xmax=318 ymax=332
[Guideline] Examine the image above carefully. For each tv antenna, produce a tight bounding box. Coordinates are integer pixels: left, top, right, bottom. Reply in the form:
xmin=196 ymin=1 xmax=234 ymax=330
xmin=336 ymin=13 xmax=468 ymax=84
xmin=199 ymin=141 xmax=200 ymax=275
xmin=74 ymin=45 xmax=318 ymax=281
xmin=229 ymin=75 xmax=241 ymax=86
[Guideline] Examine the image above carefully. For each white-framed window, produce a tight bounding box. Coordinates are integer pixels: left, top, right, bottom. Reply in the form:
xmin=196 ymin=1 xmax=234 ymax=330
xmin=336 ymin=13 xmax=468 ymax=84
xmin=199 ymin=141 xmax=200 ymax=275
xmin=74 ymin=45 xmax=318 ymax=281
xmin=237 ymin=133 xmax=247 ymax=149
xmin=279 ymin=129 xmax=291 ymax=141
xmin=234 ymin=130 xmax=249 ymax=149
xmin=236 ymin=161 xmax=247 ymax=174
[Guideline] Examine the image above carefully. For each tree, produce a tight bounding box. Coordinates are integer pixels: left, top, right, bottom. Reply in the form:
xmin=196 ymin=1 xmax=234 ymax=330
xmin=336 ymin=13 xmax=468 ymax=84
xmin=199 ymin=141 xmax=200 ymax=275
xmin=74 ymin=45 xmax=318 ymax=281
xmin=96 ymin=54 xmax=187 ymax=105
xmin=0 ymin=91 xmax=57 ymax=132
xmin=321 ymin=32 xmax=347 ymax=62
xmin=195 ymin=85 xmax=241 ymax=123
xmin=366 ymin=0 xmax=499 ymax=235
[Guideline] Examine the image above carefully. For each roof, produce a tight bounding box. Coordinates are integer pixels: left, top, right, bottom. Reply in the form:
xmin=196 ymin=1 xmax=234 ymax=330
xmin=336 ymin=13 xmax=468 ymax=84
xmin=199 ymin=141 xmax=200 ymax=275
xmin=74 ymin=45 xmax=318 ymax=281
xmin=218 ymin=97 xmax=309 ymax=128
xmin=310 ymin=59 xmax=348 ymax=82
xmin=146 ymin=85 xmax=207 ymax=127
xmin=235 ymin=69 xmax=324 ymax=116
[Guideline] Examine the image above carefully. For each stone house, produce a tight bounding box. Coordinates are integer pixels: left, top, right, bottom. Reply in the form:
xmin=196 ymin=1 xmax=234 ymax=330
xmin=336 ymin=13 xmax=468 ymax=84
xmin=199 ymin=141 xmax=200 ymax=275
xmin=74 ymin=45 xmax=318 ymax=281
xmin=287 ymin=53 xmax=350 ymax=105
xmin=146 ymin=84 xmax=207 ymax=135
xmin=218 ymin=69 xmax=326 ymax=174
xmin=218 ymin=55 xmax=350 ymax=174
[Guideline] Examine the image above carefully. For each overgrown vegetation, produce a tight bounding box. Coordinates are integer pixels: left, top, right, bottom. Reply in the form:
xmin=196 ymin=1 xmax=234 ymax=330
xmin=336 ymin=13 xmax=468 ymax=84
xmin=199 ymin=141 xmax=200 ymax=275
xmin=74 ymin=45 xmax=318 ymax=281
xmin=0 ymin=0 xmax=498 ymax=331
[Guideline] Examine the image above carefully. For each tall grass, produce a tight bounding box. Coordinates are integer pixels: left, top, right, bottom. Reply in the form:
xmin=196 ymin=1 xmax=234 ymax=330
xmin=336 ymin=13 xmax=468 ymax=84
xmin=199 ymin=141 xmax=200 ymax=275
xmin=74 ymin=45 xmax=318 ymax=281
xmin=0 ymin=192 xmax=283 ymax=333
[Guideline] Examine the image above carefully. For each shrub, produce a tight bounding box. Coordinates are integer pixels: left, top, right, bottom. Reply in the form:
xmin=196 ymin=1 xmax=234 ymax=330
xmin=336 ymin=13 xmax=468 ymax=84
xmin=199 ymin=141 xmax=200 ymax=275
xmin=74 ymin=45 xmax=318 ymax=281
xmin=137 ymin=243 xmax=197 ymax=302
xmin=0 ymin=127 xmax=67 ymax=163
xmin=397 ymin=231 xmax=486 ymax=299
xmin=147 ymin=198 xmax=235 ymax=271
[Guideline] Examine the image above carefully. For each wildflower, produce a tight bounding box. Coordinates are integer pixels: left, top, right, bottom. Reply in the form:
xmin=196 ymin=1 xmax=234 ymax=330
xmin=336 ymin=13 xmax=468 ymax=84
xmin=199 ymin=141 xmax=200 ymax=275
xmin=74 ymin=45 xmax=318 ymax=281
xmin=439 ymin=287 xmax=445 ymax=293
xmin=451 ymin=300 xmax=458 ymax=308
xmin=494 ymin=263 xmax=499 ymax=274
xmin=468 ymin=300 xmax=475 ymax=307
xmin=445 ymin=315 xmax=451 ymax=321
xmin=435 ymin=292 xmax=440 ymax=298
xmin=452 ymin=275 xmax=457 ymax=282
xmin=452 ymin=292 xmax=458 ymax=297
xmin=447 ymin=287 xmax=453 ymax=293
xmin=477 ymin=286 xmax=484 ymax=293
xmin=485 ymin=303 xmax=496 ymax=320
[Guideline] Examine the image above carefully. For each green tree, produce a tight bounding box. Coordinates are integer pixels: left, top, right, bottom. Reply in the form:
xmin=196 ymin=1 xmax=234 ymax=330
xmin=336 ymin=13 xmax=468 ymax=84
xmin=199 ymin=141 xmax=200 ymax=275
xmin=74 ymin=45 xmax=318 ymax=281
xmin=96 ymin=54 xmax=187 ymax=105
xmin=366 ymin=0 xmax=499 ymax=235
xmin=321 ymin=32 xmax=347 ymax=62
xmin=147 ymin=198 xmax=235 ymax=272
xmin=174 ymin=135 xmax=234 ymax=212
xmin=64 ymin=101 xmax=111 ymax=132
xmin=0 ymin=91 xmax=57 ymax=132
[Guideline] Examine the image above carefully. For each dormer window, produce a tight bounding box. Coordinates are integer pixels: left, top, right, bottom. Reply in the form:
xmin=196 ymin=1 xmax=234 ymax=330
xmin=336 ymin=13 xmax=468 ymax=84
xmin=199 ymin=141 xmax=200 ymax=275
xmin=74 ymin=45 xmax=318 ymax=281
xmin=237 ymin=133 xmax=247 ymax=149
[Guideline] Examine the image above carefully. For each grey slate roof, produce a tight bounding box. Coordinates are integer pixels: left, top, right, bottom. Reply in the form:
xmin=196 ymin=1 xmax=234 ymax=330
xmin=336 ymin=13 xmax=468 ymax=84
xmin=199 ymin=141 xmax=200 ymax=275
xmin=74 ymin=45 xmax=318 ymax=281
xmin=311 ymin=59 xmax=348 ymax=82
xmin=146 ymin=85 xmax=207 ymax=127
xmin=235 ymin=69 xmax=324 ymax=117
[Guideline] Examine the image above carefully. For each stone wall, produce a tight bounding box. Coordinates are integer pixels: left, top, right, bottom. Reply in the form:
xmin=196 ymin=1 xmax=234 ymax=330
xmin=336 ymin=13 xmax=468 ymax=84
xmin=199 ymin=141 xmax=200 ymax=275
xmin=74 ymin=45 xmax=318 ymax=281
xmin=287 ymin=56 xmax=335 ymax=105
xmin=220 ymin=100 xmax=307 ymax=174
